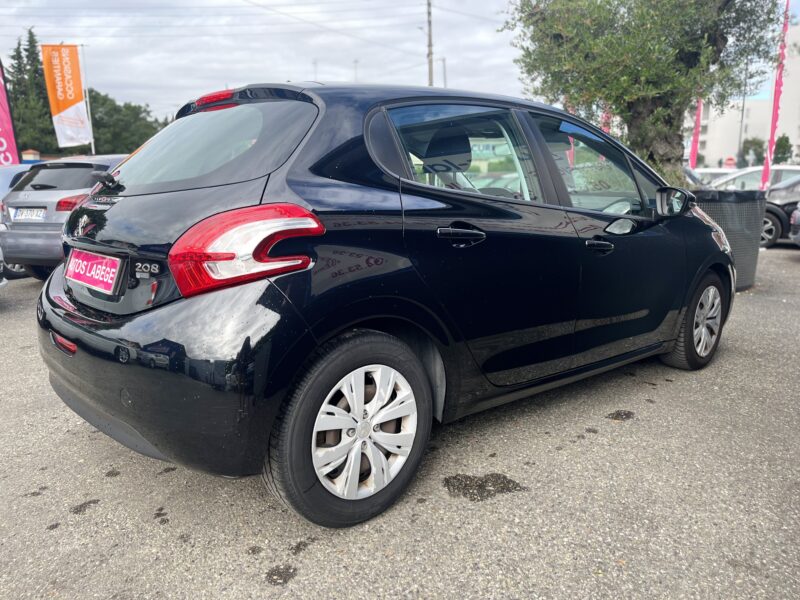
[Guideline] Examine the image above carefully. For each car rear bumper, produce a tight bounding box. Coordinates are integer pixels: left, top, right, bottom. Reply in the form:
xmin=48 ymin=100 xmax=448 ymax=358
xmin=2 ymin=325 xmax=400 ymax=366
xmin=38 ymin=265 xmax=314 ymax=476
xmin=0 ymin=225 xmax=64 ymax=266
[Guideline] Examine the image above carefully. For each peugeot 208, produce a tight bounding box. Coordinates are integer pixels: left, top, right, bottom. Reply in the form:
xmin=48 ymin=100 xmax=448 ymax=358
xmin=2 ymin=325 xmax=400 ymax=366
xmin=38 ymin=84 xmax=735 ymax=527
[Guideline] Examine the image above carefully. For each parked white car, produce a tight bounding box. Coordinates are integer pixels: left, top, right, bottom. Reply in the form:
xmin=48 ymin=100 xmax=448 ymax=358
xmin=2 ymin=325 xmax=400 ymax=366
xmin=711 ymin=165 xmax=800 ymax=191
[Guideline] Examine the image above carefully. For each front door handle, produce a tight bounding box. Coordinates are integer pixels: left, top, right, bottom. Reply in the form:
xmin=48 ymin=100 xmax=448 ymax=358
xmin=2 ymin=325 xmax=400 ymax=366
xmin=585 ymin=238 xmax=615 ymax=253
xmin=436 ymin=226 xmax=486 ymax=247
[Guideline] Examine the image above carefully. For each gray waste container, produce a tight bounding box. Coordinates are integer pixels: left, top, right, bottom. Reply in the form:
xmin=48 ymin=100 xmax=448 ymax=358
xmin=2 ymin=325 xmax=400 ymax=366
xmin=692 ymin=189 xmax=766 ymax=291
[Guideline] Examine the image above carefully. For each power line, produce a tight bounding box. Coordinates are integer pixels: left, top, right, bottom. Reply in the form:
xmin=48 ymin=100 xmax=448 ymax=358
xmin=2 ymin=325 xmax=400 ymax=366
xmin=0 ymin=19 xmax=425 ymax=31
xmin=432 ymin=4 xmax=505 ymax=24
xmin=0 ymin=1 xmax=425 ymax=10
xmin=241 ymin=0 xmax=422 ymax=56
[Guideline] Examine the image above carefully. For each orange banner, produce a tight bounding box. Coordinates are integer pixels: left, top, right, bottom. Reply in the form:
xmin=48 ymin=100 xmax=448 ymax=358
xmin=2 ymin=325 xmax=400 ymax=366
xmin=41 ymin=44 xmax=92 ymax=147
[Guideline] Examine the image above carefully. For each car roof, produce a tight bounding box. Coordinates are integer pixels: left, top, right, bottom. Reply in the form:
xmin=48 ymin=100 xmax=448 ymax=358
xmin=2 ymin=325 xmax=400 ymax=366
xmin=185 ymin=81 xmax=567 ymax=118
xmin=298 ymin=82 xmax=556 ymax=109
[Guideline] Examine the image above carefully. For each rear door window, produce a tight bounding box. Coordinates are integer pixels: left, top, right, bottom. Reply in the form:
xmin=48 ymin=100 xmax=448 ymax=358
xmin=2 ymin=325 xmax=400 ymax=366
xmin=12 ymin=164 xmax=101 ymax=192
xmin=113 ymin=100 xmax=318 ymax=195
xmin=387 ymin=104 xmax=543 ymax=203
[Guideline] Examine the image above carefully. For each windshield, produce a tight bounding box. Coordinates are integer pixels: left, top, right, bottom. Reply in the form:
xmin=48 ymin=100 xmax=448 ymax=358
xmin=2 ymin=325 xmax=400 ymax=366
xmin=112 ymin=100 xmax=318 ymax=196
xmin=12 ymin=164 xmax=101 ymax=192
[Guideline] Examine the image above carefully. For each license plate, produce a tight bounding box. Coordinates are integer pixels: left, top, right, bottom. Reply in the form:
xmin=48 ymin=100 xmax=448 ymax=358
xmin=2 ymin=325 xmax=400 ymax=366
xmin=65 ymin=249 xmax=122 ymax=294
xmin=14 ymin=207 xmax=46 ymax=221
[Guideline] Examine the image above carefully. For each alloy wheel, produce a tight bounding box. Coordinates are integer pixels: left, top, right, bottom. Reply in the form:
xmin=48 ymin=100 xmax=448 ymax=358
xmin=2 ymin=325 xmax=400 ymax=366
xmin=5 ymin=263 xmax=25 ymax=274
xmin=693 ymin=285 xmax=722 ymax=358
xmin=761 ymin=217 xmax=777 ymax=246
xmin=311 ymin=364 xmax=417 ymax=500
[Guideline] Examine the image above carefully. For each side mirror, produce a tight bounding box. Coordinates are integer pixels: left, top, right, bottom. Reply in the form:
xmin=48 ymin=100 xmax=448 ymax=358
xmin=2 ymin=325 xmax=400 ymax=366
xmin=655 ymin=186 xmax=693 ymax=217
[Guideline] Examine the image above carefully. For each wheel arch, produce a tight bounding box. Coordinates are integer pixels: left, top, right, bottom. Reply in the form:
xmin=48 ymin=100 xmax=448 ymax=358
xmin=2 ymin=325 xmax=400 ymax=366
xmin=765 ymin=203 xmax=789 ymax=234
xmin=317 ymin=315 xmax=450 ymax=423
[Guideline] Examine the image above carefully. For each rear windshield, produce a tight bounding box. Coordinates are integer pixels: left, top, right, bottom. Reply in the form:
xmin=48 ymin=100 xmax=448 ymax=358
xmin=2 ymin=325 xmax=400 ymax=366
xmin=112 ymin=100 xmax=318 ymax=195
xmin=12 ymin=163 xmax=103 ymax=192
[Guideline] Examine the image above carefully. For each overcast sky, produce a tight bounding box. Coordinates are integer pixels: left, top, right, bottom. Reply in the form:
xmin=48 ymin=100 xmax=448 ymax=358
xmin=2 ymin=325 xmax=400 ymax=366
xmin=0 ymin=0 xmax=523 ymax=119
xmin=2 ymin=1 xmax=798 ymax=120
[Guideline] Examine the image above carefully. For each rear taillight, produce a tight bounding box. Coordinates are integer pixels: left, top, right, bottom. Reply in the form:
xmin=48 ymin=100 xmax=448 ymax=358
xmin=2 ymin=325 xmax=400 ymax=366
xmin=56 ymin=194 xmax=89 ymax=212
xmin=51 ymin=331 xmax=77 ymax=355
xmin=168 ymin=203 xmax=324 ymax=298
xmin=791 ymin=211 xmax=799 ymax=225
xmin=196 ymin=89 xmax=234 ymax=107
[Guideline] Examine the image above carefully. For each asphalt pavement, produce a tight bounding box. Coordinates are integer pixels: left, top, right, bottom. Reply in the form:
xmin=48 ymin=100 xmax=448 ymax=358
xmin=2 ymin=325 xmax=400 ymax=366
xmin=1 ymin=246 xmax=799 ymax=599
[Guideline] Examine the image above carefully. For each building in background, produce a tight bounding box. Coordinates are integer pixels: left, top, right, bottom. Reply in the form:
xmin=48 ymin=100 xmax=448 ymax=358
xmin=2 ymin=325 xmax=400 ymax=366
xmin=689 ymin=22 xmax=799 ymax=168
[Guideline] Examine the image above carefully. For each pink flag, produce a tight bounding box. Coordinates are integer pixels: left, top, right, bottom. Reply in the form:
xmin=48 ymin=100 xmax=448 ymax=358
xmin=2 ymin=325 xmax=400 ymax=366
xmin=0 ymin=58 xmax=20 ymax=166
xmin=761 ymin=0 xmax=791 ymax=190
xmin=689 ymin=99 xmax=703 ymax=169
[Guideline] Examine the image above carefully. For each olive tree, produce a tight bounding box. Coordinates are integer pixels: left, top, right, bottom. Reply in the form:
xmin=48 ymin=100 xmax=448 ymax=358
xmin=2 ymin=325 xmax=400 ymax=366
xmin=505 ymin=0 xmax=782 ymax=182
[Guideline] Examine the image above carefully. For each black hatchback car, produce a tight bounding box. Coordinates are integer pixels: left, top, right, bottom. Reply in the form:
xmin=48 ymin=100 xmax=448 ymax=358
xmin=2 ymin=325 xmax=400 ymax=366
xmin=38 ymin=83 xmax=735 ymax=527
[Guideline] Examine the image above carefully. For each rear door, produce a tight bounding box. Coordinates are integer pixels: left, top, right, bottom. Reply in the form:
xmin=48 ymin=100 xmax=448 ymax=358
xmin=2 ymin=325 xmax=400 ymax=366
xmin=528 ymin=112 xmax=685 ymax=365
xmin=387 ymin=102 xmax=581 ymax=386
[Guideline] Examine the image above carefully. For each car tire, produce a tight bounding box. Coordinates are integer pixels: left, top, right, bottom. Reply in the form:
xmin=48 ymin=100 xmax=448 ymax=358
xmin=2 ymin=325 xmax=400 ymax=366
xmin=2 ymin=263 xmax=29 ymax=280
xmin=761 ymin=213 xmax=782 ymax=248
xmin=23 ymin=265 xmax=54 ymax=281
xmin=263 ymin=329 xmax=433 ymax=527
xmin=660 ymin=271 xmax=727 ymax=371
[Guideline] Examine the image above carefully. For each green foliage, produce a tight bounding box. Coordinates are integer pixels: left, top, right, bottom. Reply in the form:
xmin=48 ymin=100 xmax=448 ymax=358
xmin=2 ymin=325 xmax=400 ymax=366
xmin=5 ymin=29 xmax=58 ymax=153
xmin=505 ymin=0 xmax=782 ymax=183
xmin=5 ymin=28 xmax=166 ymax=156
xmin=72 ymin=89 xmax=168 ymax=155
xmin=773 ymin=133 xmax=793 ymax=164
xmin=738 ymin=137 xmax=765 ymax=167
xmin=486 ymin=156 xmax=516 ymax=172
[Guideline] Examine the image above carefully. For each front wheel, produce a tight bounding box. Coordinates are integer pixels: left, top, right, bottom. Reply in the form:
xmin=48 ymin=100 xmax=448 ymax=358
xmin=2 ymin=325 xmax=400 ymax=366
xmin=661 ymin=272 xmax=727 ymax=370
xmin=263 ymin=330 xmax=433 ymax=527
xmin=760 ymin=213 xmax=782 ymax=248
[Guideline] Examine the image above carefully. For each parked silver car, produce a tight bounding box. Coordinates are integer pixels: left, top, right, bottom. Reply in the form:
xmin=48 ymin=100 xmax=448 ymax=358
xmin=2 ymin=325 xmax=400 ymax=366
xmin=0 ymin=163 xmax=33 ymax=279
xmin=0 ymin=155 xmax=125 ymax=280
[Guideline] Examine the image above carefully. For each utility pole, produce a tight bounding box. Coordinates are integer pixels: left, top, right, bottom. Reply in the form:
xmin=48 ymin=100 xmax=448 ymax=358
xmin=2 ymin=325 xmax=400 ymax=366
xmin=426 ymin=0 xmax=433 ymax=86
xmin=439 ymin=57 xmax=447 ymax=88
xmin=312 ymin=59 xmax=318 ymax=81
xmin=353 ymin=59 xmax=359 ymax=82
xmin=79 ymin=44 xmax=95 ymax=155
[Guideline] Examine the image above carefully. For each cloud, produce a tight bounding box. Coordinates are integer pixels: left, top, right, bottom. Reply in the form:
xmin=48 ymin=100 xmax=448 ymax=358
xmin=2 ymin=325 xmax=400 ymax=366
xmin=1 ymin=0 xmax=524 ymax=119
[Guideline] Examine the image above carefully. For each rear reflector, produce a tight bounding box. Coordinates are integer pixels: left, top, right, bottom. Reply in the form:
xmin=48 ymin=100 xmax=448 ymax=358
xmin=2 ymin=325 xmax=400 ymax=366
xmin=195 ymin=89 xmax=234 ymax=107
xmin=56 ymin=194 xmax=89 ymax=212
xmin=51 ymin=331 xmax=77 ymax=355
xmin=168 ymin=203 xmax=325 ymax=298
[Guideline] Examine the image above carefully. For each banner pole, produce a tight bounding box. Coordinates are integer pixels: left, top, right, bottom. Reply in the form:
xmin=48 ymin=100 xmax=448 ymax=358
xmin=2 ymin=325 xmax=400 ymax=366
xmin=79 ymin=44 xmax=95 ymax=155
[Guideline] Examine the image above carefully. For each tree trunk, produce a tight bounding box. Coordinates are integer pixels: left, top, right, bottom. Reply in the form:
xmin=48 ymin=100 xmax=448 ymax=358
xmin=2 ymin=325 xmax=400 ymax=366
xmin=623 ymin=99 xmax=689 ymax=187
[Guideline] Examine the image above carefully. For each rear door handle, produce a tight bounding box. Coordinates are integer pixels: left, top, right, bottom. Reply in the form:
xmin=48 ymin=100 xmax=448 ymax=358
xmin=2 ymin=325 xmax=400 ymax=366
xmin=436 ymin=226 xmax=486 ymax=247
xmin=585 ymin=238 xmax=615 ymax=253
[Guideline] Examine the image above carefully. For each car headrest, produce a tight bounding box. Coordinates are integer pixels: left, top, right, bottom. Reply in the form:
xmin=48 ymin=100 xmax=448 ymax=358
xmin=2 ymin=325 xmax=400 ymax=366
xmin=422 ymin=124 xmax=472 ymax=173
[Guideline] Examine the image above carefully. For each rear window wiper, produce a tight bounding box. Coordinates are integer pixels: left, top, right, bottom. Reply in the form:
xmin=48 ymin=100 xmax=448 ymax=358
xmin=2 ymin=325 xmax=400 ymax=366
xmin=92 ymin=171 xmax=121 ymax=191
xmin=29 ymin=183 xmax=57 ymax=190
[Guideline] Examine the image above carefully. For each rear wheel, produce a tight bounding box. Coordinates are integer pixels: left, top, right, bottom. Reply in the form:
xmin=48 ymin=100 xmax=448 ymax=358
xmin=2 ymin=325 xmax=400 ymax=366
xmin=23 ymin=265 xmax=54 ymax=281
xmin=661 ymin=272 xmax=727 ymax=370
xmin=2 ymin=263 xmax=29 ymax=280
xmin=263 ymin=330 xmax=432 ymax=527
xmin=761 ymin=213 xmax=781 ymax=247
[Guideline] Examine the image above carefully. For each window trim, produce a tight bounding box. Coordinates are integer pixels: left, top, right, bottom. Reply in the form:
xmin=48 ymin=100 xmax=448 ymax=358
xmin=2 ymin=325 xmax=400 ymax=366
xmin=525 ymin=110 xmax=662 ymax=222
xmin=364 ymin=98 xmax=562 ymax=209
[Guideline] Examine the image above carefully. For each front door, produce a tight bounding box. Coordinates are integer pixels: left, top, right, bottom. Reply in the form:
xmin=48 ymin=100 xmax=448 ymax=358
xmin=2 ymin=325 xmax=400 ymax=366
xmin=386 ymin=103 xmax=581 ymax=386
xmin=528 ymin=113 xmax=685 ymax=366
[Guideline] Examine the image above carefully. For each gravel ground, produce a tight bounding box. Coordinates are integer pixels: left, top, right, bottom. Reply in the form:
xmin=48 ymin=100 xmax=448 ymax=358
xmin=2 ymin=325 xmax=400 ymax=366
xmin=1 ymin=246 xmax=799 ymax=599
